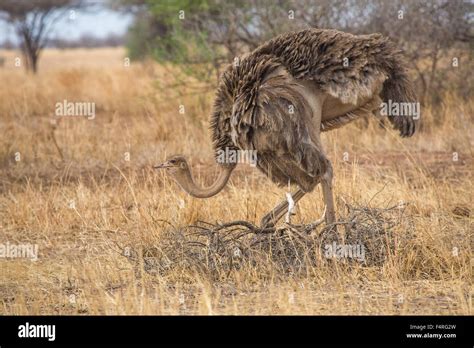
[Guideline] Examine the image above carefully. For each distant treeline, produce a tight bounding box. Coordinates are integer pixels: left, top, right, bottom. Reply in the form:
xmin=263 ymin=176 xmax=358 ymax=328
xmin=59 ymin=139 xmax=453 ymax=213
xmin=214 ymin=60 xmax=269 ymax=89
xmin=123 ymin=0 xmax=473 ymax=104
xmin=0 ymin=33 xmax=126 ymax=49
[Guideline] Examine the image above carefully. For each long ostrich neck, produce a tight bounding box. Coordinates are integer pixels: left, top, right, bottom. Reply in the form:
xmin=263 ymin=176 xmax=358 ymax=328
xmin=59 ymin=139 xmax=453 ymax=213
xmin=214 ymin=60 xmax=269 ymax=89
xmin=174 ymin=162 xmax=235 ymax=198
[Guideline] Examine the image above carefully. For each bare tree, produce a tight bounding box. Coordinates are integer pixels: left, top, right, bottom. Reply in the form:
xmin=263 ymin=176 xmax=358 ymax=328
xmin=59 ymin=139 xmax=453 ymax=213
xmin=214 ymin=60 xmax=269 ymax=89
xmin=0 ymin=0 xmax=84 ymax=73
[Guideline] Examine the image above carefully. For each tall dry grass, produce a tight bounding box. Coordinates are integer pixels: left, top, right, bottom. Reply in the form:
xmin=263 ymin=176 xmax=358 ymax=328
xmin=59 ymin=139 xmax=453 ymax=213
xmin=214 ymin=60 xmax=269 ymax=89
xmin=0 ymin=48 xmax=472 ymax=315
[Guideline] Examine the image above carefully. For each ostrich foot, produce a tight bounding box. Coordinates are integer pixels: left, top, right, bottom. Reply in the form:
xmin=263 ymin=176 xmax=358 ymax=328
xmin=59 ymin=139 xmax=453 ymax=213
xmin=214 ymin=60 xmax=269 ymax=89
xmin=260 ymin=212 xmax=279 ymax=228
xmin=261 ymin=205 xmax=331 ymax=229
xmin=260 ymin=210 xmax=295 ymax=228
xmin=260 ymin=189 xmax=306 ymax=228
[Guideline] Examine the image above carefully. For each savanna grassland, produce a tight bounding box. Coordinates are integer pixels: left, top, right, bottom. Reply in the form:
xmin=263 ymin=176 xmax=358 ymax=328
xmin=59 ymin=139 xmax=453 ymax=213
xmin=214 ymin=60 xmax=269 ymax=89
xmin=0 ymin=48 xmax=472 ymax=315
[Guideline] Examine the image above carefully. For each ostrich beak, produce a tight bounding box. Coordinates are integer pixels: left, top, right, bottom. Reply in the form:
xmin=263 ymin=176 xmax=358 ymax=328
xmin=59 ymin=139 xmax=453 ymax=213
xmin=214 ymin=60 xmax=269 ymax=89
xmin=153 ymin=161 xmax=172 ymax=169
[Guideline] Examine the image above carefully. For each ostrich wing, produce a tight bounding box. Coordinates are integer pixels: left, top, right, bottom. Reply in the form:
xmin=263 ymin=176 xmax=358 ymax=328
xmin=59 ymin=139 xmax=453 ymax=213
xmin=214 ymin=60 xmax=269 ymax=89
xmin=254 ymin=28 xmax=417 ymax=137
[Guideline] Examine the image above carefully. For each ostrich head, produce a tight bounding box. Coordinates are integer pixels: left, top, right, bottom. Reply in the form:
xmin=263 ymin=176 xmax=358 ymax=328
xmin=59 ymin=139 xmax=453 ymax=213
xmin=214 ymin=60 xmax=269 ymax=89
xmin=154 ymin=155 xmax=189 ymax=175
xmin=154 ymin=155 xmax=234 ymax=198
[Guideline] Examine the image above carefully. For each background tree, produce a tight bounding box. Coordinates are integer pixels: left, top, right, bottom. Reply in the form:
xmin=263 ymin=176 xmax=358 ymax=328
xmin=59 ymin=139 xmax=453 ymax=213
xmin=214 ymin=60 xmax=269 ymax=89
xmin=0 ymin=0 xmax=85 ymax=73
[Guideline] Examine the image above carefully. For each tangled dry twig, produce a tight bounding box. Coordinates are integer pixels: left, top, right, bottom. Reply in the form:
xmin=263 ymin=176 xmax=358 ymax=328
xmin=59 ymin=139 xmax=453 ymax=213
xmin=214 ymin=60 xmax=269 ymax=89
xmin=122 ymin=202 xmax=413 ymax=280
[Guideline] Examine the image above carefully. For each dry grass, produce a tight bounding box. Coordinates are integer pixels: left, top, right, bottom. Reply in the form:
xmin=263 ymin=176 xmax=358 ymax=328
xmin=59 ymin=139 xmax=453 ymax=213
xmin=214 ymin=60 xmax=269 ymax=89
xmin=0 ymin=48 xmax=472 ymax=315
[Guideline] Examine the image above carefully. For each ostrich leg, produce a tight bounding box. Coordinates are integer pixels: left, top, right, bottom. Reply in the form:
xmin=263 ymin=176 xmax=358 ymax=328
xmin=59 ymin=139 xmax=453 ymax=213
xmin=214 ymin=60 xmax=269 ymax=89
xmin=321 ymin=161 xmax=336 ymax=224
xmin=260 ymin=189 xmax=306 ymax=227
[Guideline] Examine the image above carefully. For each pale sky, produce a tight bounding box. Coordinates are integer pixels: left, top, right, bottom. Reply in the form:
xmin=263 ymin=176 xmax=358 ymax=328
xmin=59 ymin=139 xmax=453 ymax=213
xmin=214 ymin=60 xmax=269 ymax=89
xmin=0 ymin=8 xmax=134 ymax=43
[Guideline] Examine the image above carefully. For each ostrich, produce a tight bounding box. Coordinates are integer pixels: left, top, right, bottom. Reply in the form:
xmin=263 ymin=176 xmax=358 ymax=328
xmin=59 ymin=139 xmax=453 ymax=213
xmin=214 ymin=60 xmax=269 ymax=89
xmin=155 ymin=28 xmax=417 ymax=227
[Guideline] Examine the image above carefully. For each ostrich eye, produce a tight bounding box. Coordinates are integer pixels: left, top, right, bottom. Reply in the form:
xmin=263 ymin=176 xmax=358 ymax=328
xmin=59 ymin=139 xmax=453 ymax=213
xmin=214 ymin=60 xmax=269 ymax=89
xmin=169 ymin=160 xmax=176 ymax=164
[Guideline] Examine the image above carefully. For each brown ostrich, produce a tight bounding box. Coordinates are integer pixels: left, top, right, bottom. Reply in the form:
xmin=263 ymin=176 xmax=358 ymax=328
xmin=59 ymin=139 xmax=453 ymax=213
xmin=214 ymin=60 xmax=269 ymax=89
xmin=155 ymin=28 xmax=417 ymax=227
